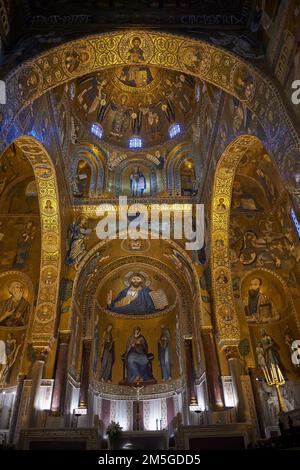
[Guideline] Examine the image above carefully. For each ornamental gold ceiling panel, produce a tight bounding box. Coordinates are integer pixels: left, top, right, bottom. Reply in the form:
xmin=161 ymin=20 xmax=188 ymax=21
xmin=71 ymin=65 xmax=198 ymax=149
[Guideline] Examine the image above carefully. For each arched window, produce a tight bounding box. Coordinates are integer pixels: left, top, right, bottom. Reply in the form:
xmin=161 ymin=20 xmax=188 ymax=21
xmin=91 ymin=123 xmax=103 ymax=139
xmin=169 ymin=123 xmax=181 ymax=139
xmin=129 ymin=136 xmax=143 ymax=149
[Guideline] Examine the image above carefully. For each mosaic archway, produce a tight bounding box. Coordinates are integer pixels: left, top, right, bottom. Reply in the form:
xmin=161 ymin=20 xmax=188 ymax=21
xmin=69 ymin=234 xmax=201 ymax=332
xmin=70 ymin=155 xmax=97 ymax=196
xmin=73 ymin=143 xmax=107 ymax=195
xmin=115 ymin=159 xmax=158 ymax=197
xmin=166 ymin=142 xmax=193 ymax=196
xmin=6 ymin=136 xmax=61 ymax=346
xmin=0 ymin=30 xmax=298 ymax=347
xmin=211 ymin=135 xmax=265 ymax=348
xmin=70 ymin=149 xmax=104 ymax=196
xmin=65 ymin=235 xmax=202 ymax=399
xmin=0 ymin=31 xmax=298 ymax=164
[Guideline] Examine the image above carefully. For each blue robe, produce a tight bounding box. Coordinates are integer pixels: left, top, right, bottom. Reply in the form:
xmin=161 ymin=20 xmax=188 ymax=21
xmin=65 ymin=222 xmax=90 ymax=266
xmin=108 ymin=287 xmax=155 ymax=315
xmin=125 ymin=333 xmax=154 ymax=382
xmin=158 ymin=341 xmax=171 ymax=380
xmin=158 ymin=328 xmax=172 ymax=380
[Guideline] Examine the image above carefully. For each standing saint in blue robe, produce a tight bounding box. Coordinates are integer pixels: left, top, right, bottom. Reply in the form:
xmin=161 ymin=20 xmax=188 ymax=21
xmin=65 ymin=216 xmax=91 ymax=267
xmin=158 ymin=325 xmax=172 ymax=380
xmin=99 ymin=324 xmax=115 ymax=382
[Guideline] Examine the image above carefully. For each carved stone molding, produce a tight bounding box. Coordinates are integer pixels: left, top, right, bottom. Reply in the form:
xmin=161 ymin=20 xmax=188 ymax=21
xmin=89 ymin=376 xmax=185 ymax=401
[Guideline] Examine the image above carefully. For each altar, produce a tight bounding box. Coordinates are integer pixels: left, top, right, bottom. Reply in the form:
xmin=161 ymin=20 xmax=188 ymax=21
xmin=109 ymin=430 xmax=169 ymax=450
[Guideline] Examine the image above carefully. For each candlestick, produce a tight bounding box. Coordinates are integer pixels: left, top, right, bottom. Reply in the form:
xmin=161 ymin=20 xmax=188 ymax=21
xmin=262 ymin=364 xmax=286 ymax=412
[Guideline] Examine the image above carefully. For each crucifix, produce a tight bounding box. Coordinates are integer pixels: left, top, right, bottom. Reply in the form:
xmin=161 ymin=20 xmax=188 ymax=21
xmin=131 ymin=381 xmax=144 ymax=431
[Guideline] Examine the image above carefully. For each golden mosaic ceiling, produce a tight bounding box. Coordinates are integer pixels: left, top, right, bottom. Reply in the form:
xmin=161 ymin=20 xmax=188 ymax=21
xmin=71 ymin=65 xmax=199 ymax=149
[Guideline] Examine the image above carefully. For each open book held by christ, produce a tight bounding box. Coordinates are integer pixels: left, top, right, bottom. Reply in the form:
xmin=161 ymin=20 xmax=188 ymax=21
xmin=149 ymin=289 xmax=169 ymax=311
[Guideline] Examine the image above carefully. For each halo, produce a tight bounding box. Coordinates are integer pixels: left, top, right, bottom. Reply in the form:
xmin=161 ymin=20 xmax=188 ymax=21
xmin=0 ymin=273 xmax=31 ymax=302
xmin=130 ymin=35 xmax=142 ymax=47
xmin=123 ymin=271 xmax=151 ymax=287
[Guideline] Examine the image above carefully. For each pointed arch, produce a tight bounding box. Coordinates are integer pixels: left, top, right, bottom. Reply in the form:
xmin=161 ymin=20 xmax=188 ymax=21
xmin=5 ymin=136 xmax=62 ymax=345
xmin=71 ymin=234 xmax=201 ymax=334
xmin=0 ymin=30 xmax=298 ymax=201
xmin=70 ymin=143 xmax=107 ymax=196
xmin=211 ymin=134 xmax=265 ymax=348
xmin=166 ymin=142 xmax=193 ymax=195
xmin=0 ymin=32 xmax=297 ymax=148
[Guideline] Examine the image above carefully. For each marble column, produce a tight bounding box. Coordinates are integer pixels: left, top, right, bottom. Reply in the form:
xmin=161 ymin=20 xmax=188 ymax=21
xmin=184 ymin=337 xmax=198 ymax=407
xmin=249 ymin=368 xmax=266 ymax=437
xmin=51 ymin=331 xmax=70 ymax=415
xmin=201 ymin=329 xmax=224 ymax=410
xmin=225 ymin=346 xmax=247 ymax=422
xmin=79 ymin=339 xmax=91 ymax=408
xmin=8 ymin=373 xmax=25 ymax=444
xmin=27 ymin=348 xmax=48 ymax=427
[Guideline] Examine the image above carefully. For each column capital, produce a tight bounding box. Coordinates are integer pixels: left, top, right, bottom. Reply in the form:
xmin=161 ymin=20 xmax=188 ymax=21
xmin=16 ymin=373 xmax=26 ymax=383
xmin=224 ymin=346 xmax=239 ymax=361
xmin=58 ymin=330 xmax=71 ymax=344
xmin=183 ymin=335 xmax=193 ymax=341
xmin=82 ymin=338 xmax=92 ymax=349
xmin=31 ymin=345 xmax=50 ymax=362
